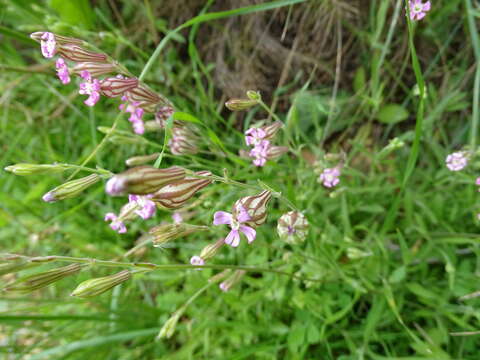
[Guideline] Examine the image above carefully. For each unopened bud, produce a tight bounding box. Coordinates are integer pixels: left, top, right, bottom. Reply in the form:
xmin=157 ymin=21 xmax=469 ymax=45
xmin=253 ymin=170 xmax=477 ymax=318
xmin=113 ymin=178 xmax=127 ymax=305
xmin=225 ymin=99 xmax=258 ymax=111
xmin=157 ymin=311 xmax=182 ymax=340
xmin=346 ymin=247 xmax=372 ymax=260
xmin=169 ymin=127 xmax=199 ymax=156
xmin=267 ymin=146 xmax=289 ymax=160
xmin=232 ymin=190 xmax=272 ymax=227
xmin=246 ymin=90 xmax=261 ymax=101
xmin=126 ymin=153 xmax=160 ymax=166
xmin=42 ymin=174 xmax=100 ymax=202
xmin=208 ymin=269 xmax=232 ymax=284
xmin=152 ymin=171 xmax=212 ymax=209
xmin=149 ymin=223 xmax=209 ymax=246
xmin=72 ymin=62 xmax=117 ymax=77
xmin=71 ymin=270 xmax=131 ymax=298
xmin=58 ymin=44 xmax=108 ymax=63
xmin=4 ymin=163 xmax=67 ymax=176
xmin=219 ymin=270 xmax=246 ymax=292
xmin=155 ymin=106 xmax=175 ymax=127
xmin=5 ymin=264 xmax=81 ymax=294
xmin=108 ymin=135 xmax=146 ymax=145
xmin=144 ymin=120 xmax=163 ymax=132
xmin=277 ymin=211 xmax=309 ymax=244
xmin=199 ymin=238 xmax=224 ymax=261
xmin=100 ymin=77 xmax=138 ymax=98
xmin=105 ymin=166 xmax=186 ymax=196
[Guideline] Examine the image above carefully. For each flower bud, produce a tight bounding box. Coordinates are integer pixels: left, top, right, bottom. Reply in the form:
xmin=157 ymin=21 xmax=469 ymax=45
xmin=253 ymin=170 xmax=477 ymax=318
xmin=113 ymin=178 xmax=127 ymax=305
xmin=72 ymin=62 xmax=117 ymax=77
xmin=232 ymin=190 xmax=272 ymax=227
xmin=125 ymin=84 xmax=169 ymax=112
xmin=100 ymin=77 xmax=138 ymax=98
xmin=157 ymin=311 xmax=182 ymax=340
xmin=208 ymin=269 xmax=232 ymax=284
xmin=149 ymin=223 xmax=209 ymax=246
xmin=199 ymin=238 xmax=224 ymax=261
xmin=57 ymin=44 xmax=108 ymax=63
xmin=5 ymin=264 xmax=81 ymax=294
xmin=219 ymin=270 xmax=246 ymax=292
xmin=267 ymin=146 xmax=289 ymax=160
xmin=277 ymin=211 xmax=309 ymax=244
xmin=126 ymin=153 xmax=160 ymax=167
xmin=246 ymin=90 xmax=261 ymax=101
xmin=225 ymin=99 xmax=258 ymax=111
xmin=169 ymin=127 xmax=199 ymax=156
xmin=71 ymin=270 xmax=131 ymax=298
xmin=4 ymin=163 xmax=67 ymax=176
xmin=144 ymin=120 xmax=162 ymax=132
xmin=30 ymin=32 xmax=83 ymax=45
xmin=155 ymin=106 xmax=175 ymax=126
xmin=262 ymin=121 xmax=283 ymax=140
xmin=42 ymin=174 xmax=100 ymax=202
xmin=151 ymin=171 xmax=212 ymax=209
xmin=105 ymin=166 xmax=186 ymax=196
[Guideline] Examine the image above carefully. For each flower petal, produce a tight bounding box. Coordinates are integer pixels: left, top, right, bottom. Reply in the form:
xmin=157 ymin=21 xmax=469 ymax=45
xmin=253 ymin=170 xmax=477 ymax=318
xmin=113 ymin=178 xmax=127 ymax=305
xmin=213 ymin=211 xmax=232 ymax=225
xmin=239 ymin=225 xmax=256 ymax=243
xmin=225 ymin=230 xmax=240 ymax=247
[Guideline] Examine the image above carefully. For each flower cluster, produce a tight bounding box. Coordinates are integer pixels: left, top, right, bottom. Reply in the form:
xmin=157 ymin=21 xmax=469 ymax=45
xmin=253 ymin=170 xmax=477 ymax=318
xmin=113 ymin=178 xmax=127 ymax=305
xmin=30 ymin=31 xmax=173 ymax=134
xmin=244 ymin=122 xmax=287 ymax=167
xmin=445 ymin=151 xmax=469 ymax=172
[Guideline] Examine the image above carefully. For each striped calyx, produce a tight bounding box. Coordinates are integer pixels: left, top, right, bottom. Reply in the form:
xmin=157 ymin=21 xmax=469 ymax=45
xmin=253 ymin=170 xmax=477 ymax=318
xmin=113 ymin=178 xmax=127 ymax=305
xmin=149 ymin=223 xmax=209 ymax=246
xmin=71 ymin=270 xmax=131 ymax=298
xmin=57 ymin=44 xmax=108 ymax=63
xmin=106 ymin=166 xmax=186 ymax=196
xmin=73 ymin=62 xmax=117 ymax=77
xmin=262 ymin=121 xmax=283 ymax=140
xmin=30 ymin=32 xmax=83 ymax=45
xmin=152 ymin=171 xmax=212 ymax=209
xmin=100 ymin=77 xmax=138 ymax=98
xmin=169 ymin=126 xmax=199 ymax=156
xmin=267 ymin=146 xmax=289 ymax=160
xmin=232 ymin=190 xmax=272 ymax=228
xmin=42 ymin=174 xmax=100 ymax=202
xmin=277 ymin=211 xmax=309 ymax=244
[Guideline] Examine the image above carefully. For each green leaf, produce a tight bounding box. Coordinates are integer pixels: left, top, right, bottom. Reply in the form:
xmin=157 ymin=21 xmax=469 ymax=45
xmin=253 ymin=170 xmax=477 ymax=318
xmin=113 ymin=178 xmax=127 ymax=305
xmin=376 ymin=104 xmax=409 ymax=124
xmin=49 ymin=0 xmax=94 ymax=29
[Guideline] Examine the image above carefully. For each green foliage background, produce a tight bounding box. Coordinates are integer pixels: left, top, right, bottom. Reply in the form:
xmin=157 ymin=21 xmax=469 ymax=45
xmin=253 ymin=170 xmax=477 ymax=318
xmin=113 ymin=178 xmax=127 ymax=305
xmin=1 ymin=0 xmax=480 ymax=359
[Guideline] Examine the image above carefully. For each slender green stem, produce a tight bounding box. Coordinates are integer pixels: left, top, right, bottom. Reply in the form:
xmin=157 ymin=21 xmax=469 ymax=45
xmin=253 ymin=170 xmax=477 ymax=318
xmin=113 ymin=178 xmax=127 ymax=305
xmin=258 ymin=100 xmax=282 ymax=123
xmin=2 ymin=253 xmax=317 ymax=282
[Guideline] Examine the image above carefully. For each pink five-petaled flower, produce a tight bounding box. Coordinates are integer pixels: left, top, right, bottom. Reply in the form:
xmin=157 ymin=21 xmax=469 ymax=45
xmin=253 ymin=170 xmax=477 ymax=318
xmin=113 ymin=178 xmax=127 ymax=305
xmin=213 ymin=206 xmax=256 ymax=247
xmin=55 ymin=58 xmax=70 ymax=84
xmin=79 ymin=70 xmax=101 ymax=107
xmin=408 ymin=0 xmax=431 ymax=21
xmin=446 ymin=151 xmax=469 ymax=171
xmin=249 ymin=140 xmax=270 ymax=167
xmin=128 ymin=194 xmax=156 ymax=220
xmin=120 ymin=96 xmax=145 ymax=134
xmin=40 ymin=32 xmax=56 ymax=58
xmin=104 ymin=213 xmax=127 ymax=234
xmin=319 ymin=167 xmax=341 ymax=188
xmin=245 ymin=128 xmax=266 ymax=146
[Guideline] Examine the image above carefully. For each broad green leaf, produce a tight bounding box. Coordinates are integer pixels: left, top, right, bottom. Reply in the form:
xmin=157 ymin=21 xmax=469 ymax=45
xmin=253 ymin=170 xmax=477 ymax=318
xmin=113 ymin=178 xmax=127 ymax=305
xmin=376 ymin=104 xmax=409 ymax=124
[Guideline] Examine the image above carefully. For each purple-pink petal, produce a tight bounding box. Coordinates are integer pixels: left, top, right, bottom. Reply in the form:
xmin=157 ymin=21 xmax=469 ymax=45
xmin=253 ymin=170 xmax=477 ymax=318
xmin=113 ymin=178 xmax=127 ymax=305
xmin=40 ymin=32 xmax=56 ymax=58
xmin=239 ymin=225 xmax=256 ymax=243
xmin=213 ymin=211 xmax=232 ymax=225
xmin=225 ymin=230 xmax=241 ymax=247
xmin=236 ymin=206 xmax=251 ymax=223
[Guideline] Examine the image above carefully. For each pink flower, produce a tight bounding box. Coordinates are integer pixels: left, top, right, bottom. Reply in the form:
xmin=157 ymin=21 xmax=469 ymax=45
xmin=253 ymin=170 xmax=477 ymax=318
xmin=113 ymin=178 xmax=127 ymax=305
xmin=128 ymin=194 xmax=156 ymax=220
xmin=104 ymin=213 xmax=127 ymax=234
xmin=120 ymin=96 xmax=145 ymax=134
xmin=79 ymin=71 xmax=100 ymax=107
xmin=446 ymin=151 xmax=468 ymax=171
xmin=40 ymin=32 xmax=56 ymax=58
xmin=409 ymin=0 xmax=431 ymax=21
xmin=249 ymin=140 xmax=270 ymax=167
xmin=190 ymin=256 xmax=204 ymax=266
xmin=319 ymin=167 xmax=341 ymax=188
xmin=213 ymin=206 xmax=256 ymax=247
xmin=476 ymin=177 xmax=480 ymax=186
xmin=55 ymin=58 xmax=70 ymax=84
xmin=172 ymin=212 xmax=183 ymax=224
xmin=245 ymin=128 xmax=266 ymax=146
